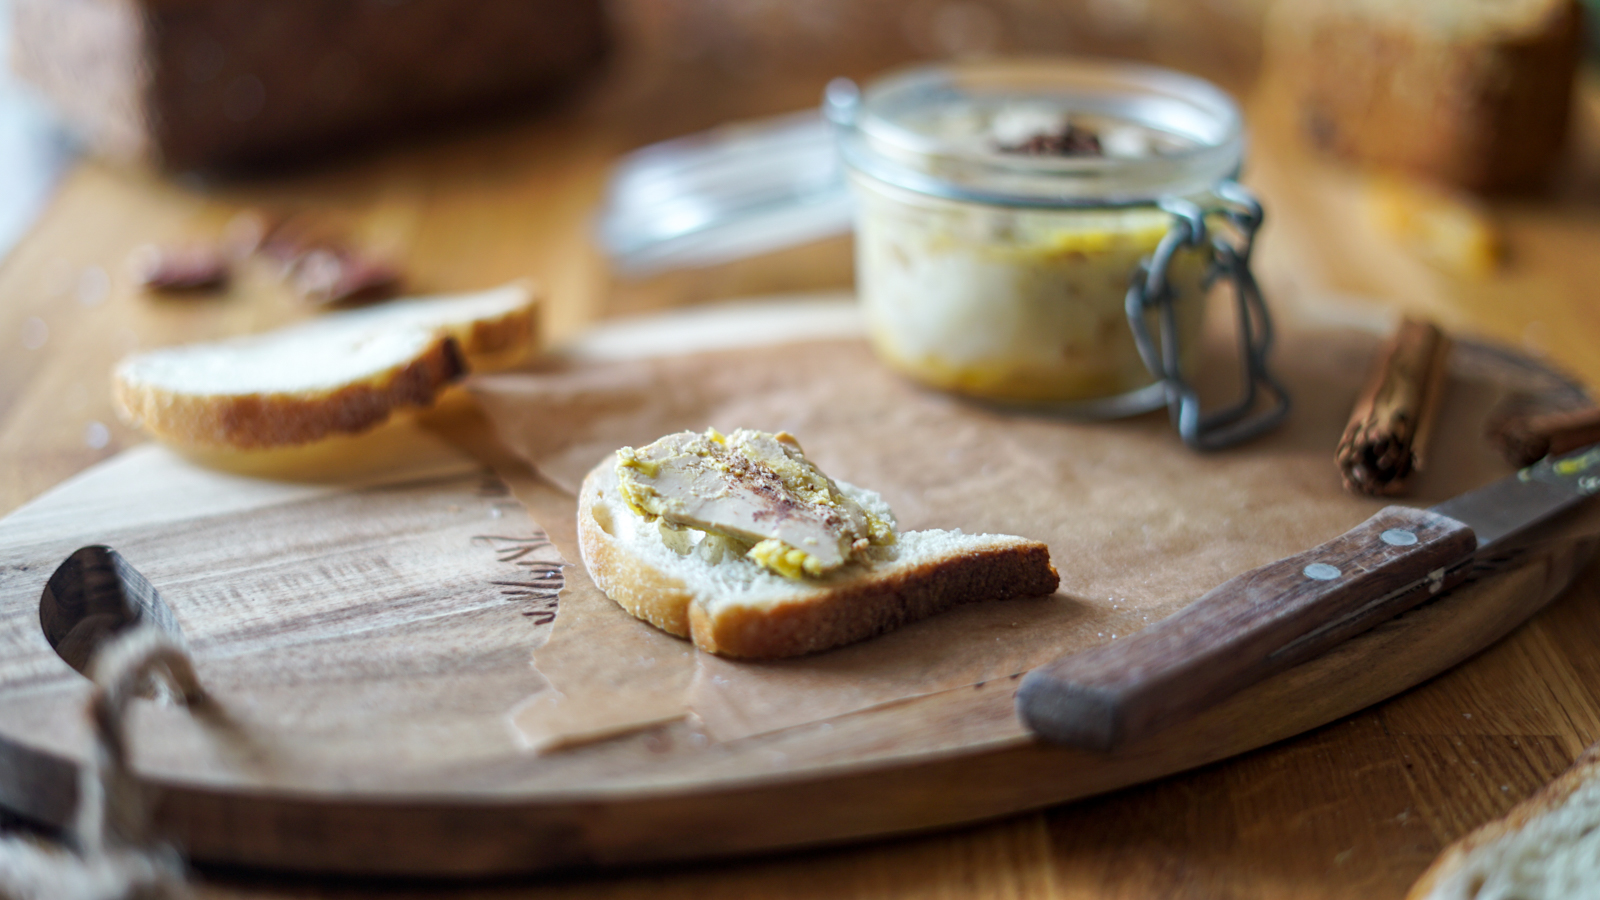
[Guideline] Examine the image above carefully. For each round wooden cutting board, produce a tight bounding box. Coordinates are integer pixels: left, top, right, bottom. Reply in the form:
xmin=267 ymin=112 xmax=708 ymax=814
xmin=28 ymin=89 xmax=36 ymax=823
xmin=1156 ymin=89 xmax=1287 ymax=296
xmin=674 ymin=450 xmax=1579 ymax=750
xmin=0 ymin=302 xmax=1595 ymax=877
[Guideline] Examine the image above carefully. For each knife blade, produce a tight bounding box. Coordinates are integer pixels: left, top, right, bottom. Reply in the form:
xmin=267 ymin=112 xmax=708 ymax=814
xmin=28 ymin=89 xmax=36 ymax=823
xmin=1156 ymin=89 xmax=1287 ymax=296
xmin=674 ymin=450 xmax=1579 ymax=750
xmin=1017 ymin=443 xmax=1600 ymax=752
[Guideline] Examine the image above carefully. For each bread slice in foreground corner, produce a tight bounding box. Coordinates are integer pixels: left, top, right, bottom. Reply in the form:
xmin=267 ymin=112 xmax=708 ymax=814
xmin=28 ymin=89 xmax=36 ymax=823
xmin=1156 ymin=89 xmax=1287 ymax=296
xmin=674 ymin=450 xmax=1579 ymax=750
xmin=1407 ymin=744 xmax=1600 ymax=900
xmin=113 ymin=282 xmax=536 ymax=449
xmin=577 ymin=455 xmax=1060 ymax=659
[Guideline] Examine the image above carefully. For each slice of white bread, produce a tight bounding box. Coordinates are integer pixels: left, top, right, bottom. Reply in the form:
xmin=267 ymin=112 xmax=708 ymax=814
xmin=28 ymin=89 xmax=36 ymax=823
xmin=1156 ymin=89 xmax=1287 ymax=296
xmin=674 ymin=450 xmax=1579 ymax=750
xmin=577 ymin=455 xmax=1060 ymax=659
xmin=113 ymin=282 xmax=536 ymax=449
xmin=1407 ymin=744 xmax=1600 ymax=900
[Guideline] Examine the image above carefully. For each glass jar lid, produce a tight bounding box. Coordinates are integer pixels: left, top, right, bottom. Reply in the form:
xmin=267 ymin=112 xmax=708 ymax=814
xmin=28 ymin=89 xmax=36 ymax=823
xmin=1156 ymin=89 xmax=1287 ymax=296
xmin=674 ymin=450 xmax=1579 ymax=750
xmin=826 ymin=58 xmax=1245 ymax=209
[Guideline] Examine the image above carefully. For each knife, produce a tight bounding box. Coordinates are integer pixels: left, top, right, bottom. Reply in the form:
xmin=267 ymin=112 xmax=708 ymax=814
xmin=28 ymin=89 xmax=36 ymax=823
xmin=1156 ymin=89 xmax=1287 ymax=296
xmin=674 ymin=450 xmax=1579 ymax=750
xmin=1017 ymin=442 xmax=1600 ymax=752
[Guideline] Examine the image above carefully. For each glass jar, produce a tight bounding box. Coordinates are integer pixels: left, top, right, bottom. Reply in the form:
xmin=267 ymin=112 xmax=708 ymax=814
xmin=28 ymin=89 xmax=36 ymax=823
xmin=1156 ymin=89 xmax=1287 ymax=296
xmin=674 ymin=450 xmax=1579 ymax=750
xmin=826 ymin=58 xmax=1288 ymax=447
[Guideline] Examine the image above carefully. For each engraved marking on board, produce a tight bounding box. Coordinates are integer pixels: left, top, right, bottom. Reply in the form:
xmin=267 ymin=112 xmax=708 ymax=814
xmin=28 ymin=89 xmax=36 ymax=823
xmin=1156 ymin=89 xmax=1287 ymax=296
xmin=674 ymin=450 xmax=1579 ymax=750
xmin=473 ymin=533 xmax=564 ymax=626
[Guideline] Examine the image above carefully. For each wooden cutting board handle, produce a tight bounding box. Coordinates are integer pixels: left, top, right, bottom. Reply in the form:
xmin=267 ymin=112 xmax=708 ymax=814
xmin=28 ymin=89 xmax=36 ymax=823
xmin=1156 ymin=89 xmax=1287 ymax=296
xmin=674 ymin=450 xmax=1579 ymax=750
xmin=1016 ymin=507 xmax=1476 ymax=751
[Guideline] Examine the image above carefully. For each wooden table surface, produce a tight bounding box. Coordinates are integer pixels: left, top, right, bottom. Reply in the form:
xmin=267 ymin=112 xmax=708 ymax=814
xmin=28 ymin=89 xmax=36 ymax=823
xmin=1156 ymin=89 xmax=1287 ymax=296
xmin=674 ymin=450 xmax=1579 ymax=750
xmin=4 ymin=18 xmax=1600 ymax=897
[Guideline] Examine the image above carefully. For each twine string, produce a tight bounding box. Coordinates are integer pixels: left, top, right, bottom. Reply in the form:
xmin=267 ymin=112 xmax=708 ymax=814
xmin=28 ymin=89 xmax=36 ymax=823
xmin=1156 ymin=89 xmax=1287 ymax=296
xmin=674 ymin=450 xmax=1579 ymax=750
xmin=0 ymin=625 xmax=198 ymax=900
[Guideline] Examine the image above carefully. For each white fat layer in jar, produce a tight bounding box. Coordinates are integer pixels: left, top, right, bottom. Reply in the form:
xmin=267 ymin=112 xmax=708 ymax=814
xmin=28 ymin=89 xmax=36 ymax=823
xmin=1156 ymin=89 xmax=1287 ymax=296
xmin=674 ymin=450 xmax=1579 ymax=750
xmin=853 ymin=178 xmax=1210 ymax=404
xmin=838 ymin=60 xmax=1244 ymax=410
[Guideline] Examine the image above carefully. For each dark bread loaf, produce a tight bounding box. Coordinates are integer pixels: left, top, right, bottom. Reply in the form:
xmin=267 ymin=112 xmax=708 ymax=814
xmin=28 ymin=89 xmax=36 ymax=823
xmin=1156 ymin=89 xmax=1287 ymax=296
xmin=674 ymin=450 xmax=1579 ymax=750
xmin=11 ymin=0 xmax=608 ymax=171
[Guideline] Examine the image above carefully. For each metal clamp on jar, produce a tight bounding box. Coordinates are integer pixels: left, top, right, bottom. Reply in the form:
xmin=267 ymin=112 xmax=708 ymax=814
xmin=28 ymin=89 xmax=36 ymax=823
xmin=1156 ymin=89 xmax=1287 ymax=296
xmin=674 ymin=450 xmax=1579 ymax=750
xmin=826 ymin=59 xmax=1289 ymax=450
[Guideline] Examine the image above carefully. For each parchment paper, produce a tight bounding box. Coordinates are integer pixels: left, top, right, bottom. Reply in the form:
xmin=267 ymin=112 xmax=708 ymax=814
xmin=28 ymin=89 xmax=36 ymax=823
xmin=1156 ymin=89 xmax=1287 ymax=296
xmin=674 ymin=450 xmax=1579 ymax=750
xmin=473 ymin=308 xmax=1548 ymax=749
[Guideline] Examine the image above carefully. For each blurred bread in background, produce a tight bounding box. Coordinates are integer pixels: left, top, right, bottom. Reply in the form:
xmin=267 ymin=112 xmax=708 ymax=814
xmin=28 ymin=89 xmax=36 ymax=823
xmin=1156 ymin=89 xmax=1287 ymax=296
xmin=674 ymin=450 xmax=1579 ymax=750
xmin=10 ymin=0 xmax=1282 ymax=172
xmin=16 ymin=0 xmax=1583 ymax=194
xmin=10 ymin=0 xmax=609 ymax=171
xmin=1264 ymin=0 xmax=1584 ymax=192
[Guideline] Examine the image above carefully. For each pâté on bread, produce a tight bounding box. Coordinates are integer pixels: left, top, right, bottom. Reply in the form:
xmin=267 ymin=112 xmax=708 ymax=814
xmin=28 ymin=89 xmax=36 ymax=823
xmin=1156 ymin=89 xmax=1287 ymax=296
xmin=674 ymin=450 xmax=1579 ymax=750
xmin=577 ymin=427 xmax=1060 ymax=659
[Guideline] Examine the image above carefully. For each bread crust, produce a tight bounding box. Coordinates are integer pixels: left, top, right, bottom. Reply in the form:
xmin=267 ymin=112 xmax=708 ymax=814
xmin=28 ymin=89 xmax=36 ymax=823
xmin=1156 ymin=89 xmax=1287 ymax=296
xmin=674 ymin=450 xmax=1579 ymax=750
xmin=1266 ymin=0 xmax=1583 ymax=191
xmin=577 ymin=457 xmax=1060 ymax=659
xmin=114 ymin=334 xmax=466 ymax=449
xmin=577 ymin=476 xmax=698 ymax=638
xmin=445 ymin=302 xmax=538 ymax=370
xmin=1406 ymin=744 xmax=1600 ymax=899
xmin=113 ymin=286 xmax=537 ymax=449
xmin=688 ymin=539 xmax=1058 ymax=658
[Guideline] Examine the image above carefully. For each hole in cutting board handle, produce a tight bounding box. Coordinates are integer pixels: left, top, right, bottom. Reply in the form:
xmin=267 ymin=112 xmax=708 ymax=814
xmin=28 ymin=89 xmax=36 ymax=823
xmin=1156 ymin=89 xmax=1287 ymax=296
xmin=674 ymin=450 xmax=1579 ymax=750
xmin=39 ymin=546 xmax=185 ymax=680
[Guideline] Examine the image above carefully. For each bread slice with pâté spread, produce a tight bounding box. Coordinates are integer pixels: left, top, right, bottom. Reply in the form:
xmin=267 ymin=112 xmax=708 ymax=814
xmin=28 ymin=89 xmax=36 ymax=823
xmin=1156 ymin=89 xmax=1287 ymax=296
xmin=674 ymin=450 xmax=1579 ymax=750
xmin=577 ymin=428 xmax=1060 ymax=659
xmin=113 ymin=282 xmax=536 ymax=450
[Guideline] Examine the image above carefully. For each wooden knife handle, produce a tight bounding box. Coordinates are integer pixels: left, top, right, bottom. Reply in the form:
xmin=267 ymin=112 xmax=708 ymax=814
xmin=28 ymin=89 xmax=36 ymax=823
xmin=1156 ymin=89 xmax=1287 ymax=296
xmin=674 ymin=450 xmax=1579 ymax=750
xmin=1016 ymin=506 xmax=1476 ymax=751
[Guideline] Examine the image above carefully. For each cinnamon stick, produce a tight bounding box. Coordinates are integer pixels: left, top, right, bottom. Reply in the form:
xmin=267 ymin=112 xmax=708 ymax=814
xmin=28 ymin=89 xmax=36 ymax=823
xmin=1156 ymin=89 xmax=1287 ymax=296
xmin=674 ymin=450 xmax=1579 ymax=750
xmin=1336 ymin=318 xmax=1452 ymax=495
xmin=1488 ymin=405 xmax=1600 ymax=468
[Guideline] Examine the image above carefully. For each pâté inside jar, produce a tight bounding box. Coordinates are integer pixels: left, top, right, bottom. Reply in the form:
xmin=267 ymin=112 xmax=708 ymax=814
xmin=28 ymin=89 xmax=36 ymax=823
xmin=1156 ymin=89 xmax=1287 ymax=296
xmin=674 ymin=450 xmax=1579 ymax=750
xmin=827 ymin=59 xmax=1288 ymax=444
